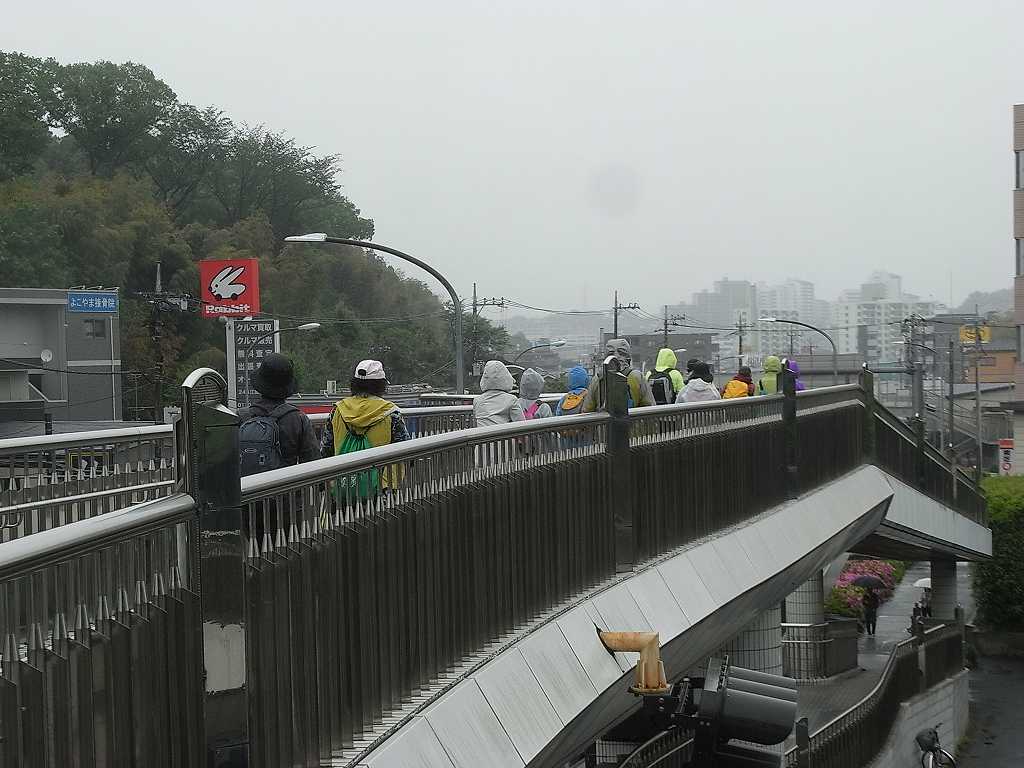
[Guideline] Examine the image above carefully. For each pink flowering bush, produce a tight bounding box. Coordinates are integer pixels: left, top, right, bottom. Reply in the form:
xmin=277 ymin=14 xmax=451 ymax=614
xmin=824 ymin=559 xmax=906 ymax=618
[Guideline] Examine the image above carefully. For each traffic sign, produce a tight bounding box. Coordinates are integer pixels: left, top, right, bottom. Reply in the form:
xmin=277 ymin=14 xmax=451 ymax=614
xmin=200 ymin=258 xmax=261 ymax=318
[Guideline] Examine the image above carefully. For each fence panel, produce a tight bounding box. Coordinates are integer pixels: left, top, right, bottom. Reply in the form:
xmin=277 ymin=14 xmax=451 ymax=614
xmin=0 ymin=493 xmax=202 ymax=768
xmin=0 ymin=426 xmax=176 ymax=541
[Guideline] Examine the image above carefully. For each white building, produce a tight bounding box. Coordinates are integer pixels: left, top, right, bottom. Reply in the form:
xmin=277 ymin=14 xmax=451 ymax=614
xmin=830 ymin=272 xmax=945 ymax=363
xmin=753 ymin=279 xmax=831 ymax=356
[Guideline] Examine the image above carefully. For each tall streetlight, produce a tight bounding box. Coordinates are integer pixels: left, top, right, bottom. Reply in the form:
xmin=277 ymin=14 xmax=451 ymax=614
xmin=244 ymin=322 xmax=321 ymax=408
xmin=758 ymin=317 xmax=838 ymax=385
xmin=285 ymin=233 xmax=465 ymax=393
xmin=513 ymin=339 xmax=566 ymax=364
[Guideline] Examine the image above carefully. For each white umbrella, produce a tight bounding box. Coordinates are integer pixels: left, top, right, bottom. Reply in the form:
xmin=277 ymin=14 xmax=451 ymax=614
xmin=913 ymin=577 xmax=931 ymax=589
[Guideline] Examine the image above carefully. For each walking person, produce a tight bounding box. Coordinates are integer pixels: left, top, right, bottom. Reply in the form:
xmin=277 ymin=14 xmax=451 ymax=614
xmin=582 ymin=338 xmax=656 ymax=412
xmin=518 ymin=368 xmax=553 ymax=419
xmin=862 ymin=587 xmax=880 ymax=636
xmin=757 ymin=355 xmax=783 ymax=395
xmin=786 ymin=359 xmax=807 ymax=391
xmin=239 ymin=353 xmax=319 ymax=476
xmin=473 ymin=360 xmax=525 ymax=426
xmin=320 ymin=360 xmax=410 ymax=499
xmin=721 ymin=365 xmax=755 ymax=399
xmin=676 ymin=362 xmax=721 ymax=403
xmin=556 ymin=365 xmax=591 ymax=415
xmin=645 ymin=348 xmax=685 ymax=405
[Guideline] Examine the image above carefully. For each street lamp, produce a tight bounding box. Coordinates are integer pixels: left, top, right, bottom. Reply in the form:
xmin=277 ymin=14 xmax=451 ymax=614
xmin=758 ymin=317 xmax=838 ymax=385
xmin=513 ymin=339 xmax=566 ymax=364
xmin=244 ymin=322 xmax=321 ymax=408
xmin=285 ymin=233 xmax=465 ymax=393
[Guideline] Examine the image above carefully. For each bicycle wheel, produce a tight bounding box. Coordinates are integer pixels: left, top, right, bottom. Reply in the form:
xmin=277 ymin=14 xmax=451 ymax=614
xmin=921 ymin=749 xmax=957 ymax=768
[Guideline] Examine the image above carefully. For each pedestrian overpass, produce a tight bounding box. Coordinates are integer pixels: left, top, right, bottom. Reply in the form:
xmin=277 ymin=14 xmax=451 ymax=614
xmin=0 ymin=368 xmax=990 ymax=767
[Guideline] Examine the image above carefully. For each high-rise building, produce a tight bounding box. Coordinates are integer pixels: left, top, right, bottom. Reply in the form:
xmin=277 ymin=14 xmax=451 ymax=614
xmin=754 ymin=279 xmax=831 ymax=355
xmin=830 ymin=272 xmax=945 ymax=364
xmin=1014 ymin=104 xmax=1024 ymax=399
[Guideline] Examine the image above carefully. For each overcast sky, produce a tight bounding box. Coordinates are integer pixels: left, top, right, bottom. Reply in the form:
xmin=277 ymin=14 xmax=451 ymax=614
xmin=5 ymin=1 xmax=1022 ymax=311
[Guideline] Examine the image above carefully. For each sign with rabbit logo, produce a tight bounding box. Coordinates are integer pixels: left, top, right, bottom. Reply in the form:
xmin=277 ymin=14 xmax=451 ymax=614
xmin=199 ymin=258 xmax=261 ymax=317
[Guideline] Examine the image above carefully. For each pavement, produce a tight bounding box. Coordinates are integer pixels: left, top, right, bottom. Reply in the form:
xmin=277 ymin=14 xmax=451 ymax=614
xmin=792 ymin=562 xmax=976 ymax=736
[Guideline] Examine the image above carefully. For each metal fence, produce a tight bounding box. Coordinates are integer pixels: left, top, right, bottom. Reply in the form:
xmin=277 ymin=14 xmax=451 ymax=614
xmin=0 ymin=425 xmax=176 ymax=541
xmin=785 ymin=622 xmax=965 ymax=768
xmin=0 ymin=492 xmax=202 ymax=767
xmin=0 ymin=368 xmax=987 ymax=767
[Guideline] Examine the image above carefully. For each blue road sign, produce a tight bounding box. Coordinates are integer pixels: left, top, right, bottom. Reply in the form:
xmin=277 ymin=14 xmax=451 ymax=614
xmin=67 ymin=292 xmax=119 ymax=313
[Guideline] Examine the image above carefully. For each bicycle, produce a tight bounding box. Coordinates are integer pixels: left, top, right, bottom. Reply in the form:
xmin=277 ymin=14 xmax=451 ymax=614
xmin=916 ymin=723 xmax=957 ymax=767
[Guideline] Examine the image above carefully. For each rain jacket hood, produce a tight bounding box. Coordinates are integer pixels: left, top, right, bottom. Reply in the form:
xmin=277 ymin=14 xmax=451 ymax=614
xmin=479 ymin=360 xmax=514 ymax=392
xmin=474 ymin=360 xmax=524 ymax=426
xmin=336 ymin=395 xmax=396 ymax=431
xmin=567 ymin=365 xmax=590 ymax=392
xmin=654 ymin=348 xmax=678 ymax=371
xmin=518 ymin=368 xmax=545 ymax=400
xmin=763 ymin=356 xmax=782 ymax=374
xmin=678 ymin=377 xmax=722 ymax=403
xmin=605 ymin=338 xmax=633 ymax=370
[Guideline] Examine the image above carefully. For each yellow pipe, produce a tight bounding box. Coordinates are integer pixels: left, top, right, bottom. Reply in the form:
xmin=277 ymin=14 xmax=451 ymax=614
xmin=599 ymin=631 xmax=669 ymax=694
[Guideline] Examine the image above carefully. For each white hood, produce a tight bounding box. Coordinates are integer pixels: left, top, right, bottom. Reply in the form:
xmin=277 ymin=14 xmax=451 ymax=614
xmin=678 ymin=378 xmax=721 ymax=403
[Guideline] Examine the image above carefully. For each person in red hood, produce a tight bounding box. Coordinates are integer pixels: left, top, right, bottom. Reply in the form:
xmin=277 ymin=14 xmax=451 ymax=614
xmin=721 ymin=366 xmax=755 ymax=399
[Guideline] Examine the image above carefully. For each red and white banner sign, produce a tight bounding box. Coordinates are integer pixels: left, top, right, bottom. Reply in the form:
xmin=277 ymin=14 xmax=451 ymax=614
xmin=999 ymin=438 xmax=1014 ymax=476
xmin=199 ymin=258 xmax=261 ymax=318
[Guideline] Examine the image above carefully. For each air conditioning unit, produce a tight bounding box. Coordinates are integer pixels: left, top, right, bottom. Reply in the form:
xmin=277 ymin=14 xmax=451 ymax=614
xmin=326 ymin=380 xmax=338 ymax=395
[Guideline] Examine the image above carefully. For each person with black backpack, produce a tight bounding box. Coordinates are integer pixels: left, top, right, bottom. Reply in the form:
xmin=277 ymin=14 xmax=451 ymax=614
xmin=644 ymin=347 xmax=685 ymax=405
xmin=239 ymin=353 xmax=318 ymax=477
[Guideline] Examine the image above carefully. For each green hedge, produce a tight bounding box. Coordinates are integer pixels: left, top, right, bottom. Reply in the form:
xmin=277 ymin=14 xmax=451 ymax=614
xmin=974 ymin=477 xmax=1024 ymax=629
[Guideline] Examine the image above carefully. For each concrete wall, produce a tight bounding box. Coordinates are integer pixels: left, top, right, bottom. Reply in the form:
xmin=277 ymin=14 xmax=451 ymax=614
xmin=867 ymin=670 xmax=969 ymax=768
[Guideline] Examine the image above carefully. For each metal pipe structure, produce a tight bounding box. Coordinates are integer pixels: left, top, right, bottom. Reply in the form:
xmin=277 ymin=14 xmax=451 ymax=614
xmin=759 ymin=317 xmax=838 ymax=385
xmin=285 ymin=233 xmax=466 ymax=393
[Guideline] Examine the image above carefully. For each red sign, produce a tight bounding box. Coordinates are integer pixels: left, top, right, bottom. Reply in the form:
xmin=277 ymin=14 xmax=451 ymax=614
xmin=199 ymin=258 xmax=261 ymax=318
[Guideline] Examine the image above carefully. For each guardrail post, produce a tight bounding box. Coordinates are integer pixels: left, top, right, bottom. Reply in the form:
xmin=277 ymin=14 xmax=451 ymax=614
xmin=795 ymin=716 xmax=809 ymax=768
xmin=604 ymin=361 xmax=634 ymax=573
xmin=782 ymin=363 xmax=798 ymax=499
xmin=182 ymin=369 xmax=250 ymax=767
xmin=859 ymin=366 xmax=876 ymax=461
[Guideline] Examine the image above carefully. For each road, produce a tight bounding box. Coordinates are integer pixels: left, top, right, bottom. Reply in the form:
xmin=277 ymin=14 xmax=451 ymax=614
xmin=958 ymin=656 xmax=1024 ymax=766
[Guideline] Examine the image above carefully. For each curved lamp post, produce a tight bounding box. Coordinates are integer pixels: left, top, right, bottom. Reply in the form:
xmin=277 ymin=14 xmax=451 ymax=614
xmin=513 ymin=339 xmax=566 ymax=364
xmin=244 ymin=322 xmax=321 ymax=408
xmin=285 ymin=233 xmax=465 ymax=393
xmin=759 ymin=317 xmax=838 ymax=385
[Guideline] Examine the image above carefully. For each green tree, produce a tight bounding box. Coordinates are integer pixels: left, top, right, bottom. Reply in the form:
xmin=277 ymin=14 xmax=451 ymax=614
xmin=974 ymin=476 xmax=1024 ymax=629
xmin=41 ymin=60 xmax=178 ymax=176
xmin=0 ymin=52 xmax=52 ymax=180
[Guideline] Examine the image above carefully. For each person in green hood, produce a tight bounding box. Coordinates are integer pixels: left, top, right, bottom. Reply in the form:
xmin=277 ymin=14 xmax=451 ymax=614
xmin=645 ymin=347 xmax=685 ymax=404
xmin=319 ymin=359 xmax=410 ymax=460
xmin=758 ymin=355 xmax=782 ymax=395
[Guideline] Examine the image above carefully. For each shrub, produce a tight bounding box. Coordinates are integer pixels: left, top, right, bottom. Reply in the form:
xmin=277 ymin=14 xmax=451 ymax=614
xmin=973 ymin=477 xmax=1024 ymax=629
xmin=826 ymin=558 xmax=908 ymax=617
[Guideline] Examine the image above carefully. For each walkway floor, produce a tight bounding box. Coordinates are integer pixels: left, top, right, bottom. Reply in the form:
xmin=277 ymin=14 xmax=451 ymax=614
xmin=790 ymin=562 xmax=975 ymax=740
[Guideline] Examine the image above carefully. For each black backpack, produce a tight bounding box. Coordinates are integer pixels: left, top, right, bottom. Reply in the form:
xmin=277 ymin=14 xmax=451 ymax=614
xmin=648 ymin=369 xmax=675 ymax=405
xmin=239 ymin=403 xmax=295 ymax=477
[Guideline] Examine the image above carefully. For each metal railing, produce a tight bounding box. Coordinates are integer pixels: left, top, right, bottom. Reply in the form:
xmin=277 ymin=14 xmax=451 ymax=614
xmin=306 ymin=404 xmax=475 ymax=442
xmin=0 ymin=367 xmax=987 ymax=767
xmin=782 ymin=618 xmax=859 ymax=680
xmin=0 ymin=425 xmax=176 ymax=540
xmin=0 ymin=492 xmax=202 ymax=766
xmin=785 ymin=622 xmax=965 ymax=768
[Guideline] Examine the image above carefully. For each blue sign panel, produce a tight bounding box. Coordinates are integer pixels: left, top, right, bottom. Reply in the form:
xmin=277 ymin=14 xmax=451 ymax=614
xmin=67 ymin=292 xmax=119 ymax=313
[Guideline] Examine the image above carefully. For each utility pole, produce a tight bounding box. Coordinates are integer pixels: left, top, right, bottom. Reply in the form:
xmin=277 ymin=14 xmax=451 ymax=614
xmin=737 ymin=318 xmax=745 ymax=358
xmin=663 ymin=305 xmax=669 ymax=348
xmin=974 ymin=306 xmax=983 ymax=481
xmin=612 ymin=291 xmax=640 ymax=338
xmin=135 ymin=261 xmax=198 ymax=424
xmin=948 ymin=336 xmax=956 ymax=461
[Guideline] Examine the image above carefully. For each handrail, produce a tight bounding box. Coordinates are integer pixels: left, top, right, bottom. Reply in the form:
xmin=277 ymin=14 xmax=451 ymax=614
xmin=240 ymin=411 xmax=611 ymax=500
xmin=0 ymin=423 xmax=174 ymax=456
xmin=0 ymin=492 xmax=196 ymax=581
xmin=627 ymin=393 xmax=785 ymax=419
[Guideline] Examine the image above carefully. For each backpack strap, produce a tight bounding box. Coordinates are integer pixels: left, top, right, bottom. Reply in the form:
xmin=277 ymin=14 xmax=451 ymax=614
xmin=267 ymin=403 xmax=298 ymax=420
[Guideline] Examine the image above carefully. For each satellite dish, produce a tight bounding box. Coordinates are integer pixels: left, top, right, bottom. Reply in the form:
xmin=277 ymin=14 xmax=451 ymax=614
xmin=40 ymin=349 xmax=53 ymax=363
